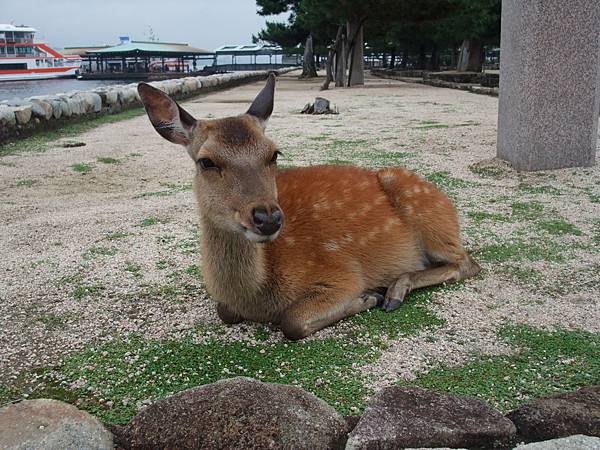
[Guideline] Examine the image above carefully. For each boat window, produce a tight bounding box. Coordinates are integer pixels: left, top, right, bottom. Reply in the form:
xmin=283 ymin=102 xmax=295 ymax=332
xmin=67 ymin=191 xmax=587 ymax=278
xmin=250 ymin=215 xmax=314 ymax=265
xmin=0 ymin=63 xmax=28 ymax=70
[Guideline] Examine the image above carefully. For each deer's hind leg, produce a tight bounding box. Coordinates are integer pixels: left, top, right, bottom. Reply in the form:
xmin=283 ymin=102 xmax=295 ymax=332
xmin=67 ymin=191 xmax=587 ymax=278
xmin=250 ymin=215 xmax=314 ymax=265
xmin=376 ymin=167 xmax=481 ymax=312
xmin=382 ymin=254 xmax=480 ymax=311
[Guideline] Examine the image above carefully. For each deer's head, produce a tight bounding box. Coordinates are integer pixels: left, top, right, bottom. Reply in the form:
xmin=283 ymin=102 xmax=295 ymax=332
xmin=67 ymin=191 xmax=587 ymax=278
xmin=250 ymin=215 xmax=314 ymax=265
xmin=138 ymin=74 xmax=283 ymax=243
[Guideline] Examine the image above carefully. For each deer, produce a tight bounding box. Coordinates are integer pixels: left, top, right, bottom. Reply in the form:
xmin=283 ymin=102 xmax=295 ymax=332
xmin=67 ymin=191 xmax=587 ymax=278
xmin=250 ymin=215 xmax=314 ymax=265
xmin=137 ymin=74 xmax=481 ymax=340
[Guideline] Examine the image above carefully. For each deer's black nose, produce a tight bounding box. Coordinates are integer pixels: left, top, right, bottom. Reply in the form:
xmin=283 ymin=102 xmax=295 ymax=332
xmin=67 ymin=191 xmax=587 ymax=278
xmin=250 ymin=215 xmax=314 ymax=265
xmin=252 ymin=206 xmax=283 ymax=236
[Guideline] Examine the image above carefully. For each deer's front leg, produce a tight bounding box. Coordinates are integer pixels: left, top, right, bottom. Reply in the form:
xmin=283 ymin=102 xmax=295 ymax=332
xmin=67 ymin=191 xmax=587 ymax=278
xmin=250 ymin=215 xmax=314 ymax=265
xmin=279 ymin=282 xmax=379 ymax=340
xmin=216 ymin=302 xmax=244 ymax=325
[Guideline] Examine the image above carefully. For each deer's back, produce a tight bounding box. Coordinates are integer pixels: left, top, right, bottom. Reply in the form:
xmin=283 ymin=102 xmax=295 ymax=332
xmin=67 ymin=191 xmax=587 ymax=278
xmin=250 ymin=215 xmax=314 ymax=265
xmin=263 ymin=165 xmax=436 ymax=311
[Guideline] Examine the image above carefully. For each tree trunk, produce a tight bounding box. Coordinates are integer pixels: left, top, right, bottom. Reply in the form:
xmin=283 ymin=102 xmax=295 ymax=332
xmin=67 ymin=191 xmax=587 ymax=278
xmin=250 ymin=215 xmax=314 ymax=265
xmin=431 ymin=45 xmax=440 ymax=71
xmin=418 ymin=45 xmax=427 ymax=70
xmin=382 ymin=52 xmax=388 ymax=68
xmin=335 ymin=31 xmax=347 ymax=87
xmin=301 ymin=35 xmax=318 ymax=78
xmin=457 ymin=39 xmax=483 ymax=72
xmin=321 ymin=26 xmax=344 ymax=91
xmin=390 ymin=48 xmax=396 ymax=69
xmin=451 ymin=44 xmax=459 ymax=68
xmin=400 ymin=51 xmax=408 ymax=69
xmin=347 ymin=16 xmax=364 ymax=86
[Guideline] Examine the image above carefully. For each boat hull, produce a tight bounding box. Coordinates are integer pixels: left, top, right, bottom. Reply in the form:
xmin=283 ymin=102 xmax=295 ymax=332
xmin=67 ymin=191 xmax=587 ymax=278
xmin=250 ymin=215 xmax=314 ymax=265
xmin=0 ymin=66 xmax=79 ymax=82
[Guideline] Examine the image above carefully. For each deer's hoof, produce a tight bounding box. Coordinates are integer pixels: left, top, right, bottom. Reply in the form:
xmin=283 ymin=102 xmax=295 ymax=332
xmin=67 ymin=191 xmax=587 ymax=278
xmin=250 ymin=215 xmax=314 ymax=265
xmin=362 ymin=292 xmax=385 ymax=308
xmin=381 ymin=297 xmax=403 ymax=312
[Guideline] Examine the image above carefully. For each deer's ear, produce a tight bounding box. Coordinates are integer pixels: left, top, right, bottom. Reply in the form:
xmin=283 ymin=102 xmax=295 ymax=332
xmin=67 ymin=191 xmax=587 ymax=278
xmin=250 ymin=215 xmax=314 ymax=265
xmin=247 ymin=73 xmax=276 ymax=125
xmin=137 ymin=83 xmax=197 ymax=146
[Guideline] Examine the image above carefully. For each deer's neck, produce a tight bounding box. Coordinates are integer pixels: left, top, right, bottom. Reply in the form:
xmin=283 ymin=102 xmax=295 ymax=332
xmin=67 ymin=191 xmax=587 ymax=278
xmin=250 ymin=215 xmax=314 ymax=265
xmin=200 ymin=217 xmax=267 ymax=305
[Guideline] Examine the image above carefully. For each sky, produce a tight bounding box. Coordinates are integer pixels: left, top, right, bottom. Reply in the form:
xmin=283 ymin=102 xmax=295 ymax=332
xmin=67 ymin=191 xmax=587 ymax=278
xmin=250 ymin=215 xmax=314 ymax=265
xmin=3 ymin=0 xmax=289 ymax=50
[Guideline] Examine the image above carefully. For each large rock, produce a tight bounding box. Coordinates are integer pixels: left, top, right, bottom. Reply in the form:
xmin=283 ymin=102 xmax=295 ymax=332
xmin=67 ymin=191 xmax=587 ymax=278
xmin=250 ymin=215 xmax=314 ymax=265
xmin=346 ymin=386 xmax=516 ymax=450
xmin=514 ymin=434 xmax=600 ymax=449
xmin=12 ymin=105 xmax=32 ymax=125
xmin=28 ymin=98 xmax=53 ymax=120
xmin=0 ymin=399 xmax=113 ymax=450
xmin=0 ymin=105 xmax=16 ymax=126
xmin=48 ymin=99 xmax=63 ymax=119
xmin=118 ymin=377 xmax=348 ymax=450
xmin=507 ymin=385 xmax=600 ymax=441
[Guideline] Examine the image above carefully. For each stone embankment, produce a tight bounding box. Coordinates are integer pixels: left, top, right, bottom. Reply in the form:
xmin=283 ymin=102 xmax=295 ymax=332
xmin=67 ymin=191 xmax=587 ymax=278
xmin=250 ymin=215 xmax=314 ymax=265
xmin=371 ymin=68 xmax=500 ymax=97
xmin=0 ymin=68 xmax=299 ymax=144
xmin=1 ymin=379 xmax=598 ymax=449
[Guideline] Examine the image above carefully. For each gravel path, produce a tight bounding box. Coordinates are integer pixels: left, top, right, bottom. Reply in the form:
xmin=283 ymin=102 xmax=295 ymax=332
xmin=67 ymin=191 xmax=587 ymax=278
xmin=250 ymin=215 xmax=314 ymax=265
xmin=1 ymin=71 xmax=599 ymax=392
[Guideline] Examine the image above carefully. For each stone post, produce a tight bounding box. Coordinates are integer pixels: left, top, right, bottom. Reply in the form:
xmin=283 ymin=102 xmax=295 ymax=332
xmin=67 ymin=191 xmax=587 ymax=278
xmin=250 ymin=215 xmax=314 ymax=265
xmin=497 ymin=0 xmax=600 ymax=171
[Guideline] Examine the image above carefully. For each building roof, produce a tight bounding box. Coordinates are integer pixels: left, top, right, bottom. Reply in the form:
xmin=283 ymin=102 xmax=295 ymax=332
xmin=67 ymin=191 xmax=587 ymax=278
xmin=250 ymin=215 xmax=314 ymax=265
xmin=0 ymin=24 xmax=37 ymax=33
xmin=61 ymin=46 xmax=112 ymax=56
xmin=214 ymin=44 xmax=284 ymax=55
xmin=86 ymin=41 xmax=214 ymax=57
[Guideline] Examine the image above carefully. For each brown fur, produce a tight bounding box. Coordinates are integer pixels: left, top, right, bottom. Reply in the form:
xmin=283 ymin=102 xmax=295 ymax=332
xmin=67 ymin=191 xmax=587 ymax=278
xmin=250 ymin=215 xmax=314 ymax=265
xmin=137 ymin=77 xmax=481 ymax=340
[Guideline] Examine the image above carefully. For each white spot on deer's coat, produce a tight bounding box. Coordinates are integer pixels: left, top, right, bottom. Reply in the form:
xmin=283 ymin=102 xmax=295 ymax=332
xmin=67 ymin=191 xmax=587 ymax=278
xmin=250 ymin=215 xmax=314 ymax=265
xmin=380 ymin=171 xmax=395 ymax=185
xmin=284 ymin=237 xmax=295 ymax=246
xmin=324 ymin=240 xmax=339 ymax=252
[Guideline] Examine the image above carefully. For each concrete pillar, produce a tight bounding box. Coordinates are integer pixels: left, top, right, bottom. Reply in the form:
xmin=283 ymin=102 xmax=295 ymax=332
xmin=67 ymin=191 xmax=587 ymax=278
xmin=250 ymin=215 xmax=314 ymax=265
xmin=497 ymin=0 xmax=600 ymax=171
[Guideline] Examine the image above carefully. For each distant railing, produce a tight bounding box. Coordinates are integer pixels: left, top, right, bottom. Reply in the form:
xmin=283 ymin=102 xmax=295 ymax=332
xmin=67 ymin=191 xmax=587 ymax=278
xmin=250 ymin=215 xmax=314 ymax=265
xmin=0 ymin=38 xmax=34 ymax=44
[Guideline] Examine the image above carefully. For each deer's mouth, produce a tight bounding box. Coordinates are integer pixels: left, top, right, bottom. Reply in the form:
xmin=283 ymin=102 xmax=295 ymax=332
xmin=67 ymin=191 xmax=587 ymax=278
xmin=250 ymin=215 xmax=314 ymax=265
xmin=240 ymin=225 xmax=282 ymax=243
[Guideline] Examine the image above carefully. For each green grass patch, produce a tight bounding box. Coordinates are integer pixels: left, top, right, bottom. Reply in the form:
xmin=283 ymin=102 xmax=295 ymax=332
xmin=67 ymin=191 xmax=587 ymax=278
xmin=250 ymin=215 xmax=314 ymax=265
xmin=134 ymin=183 xmax=192 ymax=199
xmin=326 ymin=159 xmax=352 ymax=165
xmin=185 ymin=264 xmax=202 ymax=280
xmin=402 ymin=325 xmax=600 ymax=412
xmin=583 ymin=187 xmax=600 ymax=204
xmin=105 ymin=231 xmax=131 ymax=241
xmin=476 ymin=239 xmax=567 ymax=263
xmin=0 ymin=108 xmax=145 ymax=158
xmin=124 ymin=262 xmax=142 ymax=276
xmin=71 ymin=163 xmax=93 ymax=174
xmin=537 ymin=219 xmax=582 ymax=236
xmin=155 ymin=260 xmax=174 ymax=270
xmin=350 ymin=287 xmax=446 ymax=340
xmin=37 ymin=314 xmax=67 ymax=330
xmin=97 ymin=156 xmax=121 ymax=164
xmin=413 ymin=121 xmax=449 ymax=129
xmin=469 ymin=164 xmax=508 ymax=179
xmin=510 ymin=201 xmax=544 ymax=219
xmin=426 ymin=171 xmax=476 ymax=193
xmin=10 ymin=282 xmax=455 ymax=425
xmin=499 ymin=265 xmax=544 ymax=286
xmin=36 ymin=334 xmax=379 ymax=424
xmin=468 ymin=211 xmax=509 ymax=224
xmin=72 ymin=283 xmax=105 ymax=300
xmin=82 ymin=246 xmax=117 ymax=260
xmin=138 ymin=217 xmax=170 ymax=227
xmin=15 ymin=179 xmax=37 ymax=188
xmin=518 ymin=183 xmax=562 ymax=196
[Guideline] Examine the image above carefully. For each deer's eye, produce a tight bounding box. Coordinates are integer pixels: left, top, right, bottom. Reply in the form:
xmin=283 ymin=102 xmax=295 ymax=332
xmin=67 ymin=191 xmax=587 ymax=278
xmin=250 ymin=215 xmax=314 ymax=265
xmin=198 ymin=158 xmax=220 ymax=171
xmin=270 ymin=151 xmax=281 ymax=164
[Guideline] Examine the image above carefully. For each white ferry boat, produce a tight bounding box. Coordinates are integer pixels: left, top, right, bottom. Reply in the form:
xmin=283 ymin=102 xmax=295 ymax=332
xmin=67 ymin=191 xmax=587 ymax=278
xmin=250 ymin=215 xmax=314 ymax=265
xmin=0 ymin=24 xmax=81 ymax=81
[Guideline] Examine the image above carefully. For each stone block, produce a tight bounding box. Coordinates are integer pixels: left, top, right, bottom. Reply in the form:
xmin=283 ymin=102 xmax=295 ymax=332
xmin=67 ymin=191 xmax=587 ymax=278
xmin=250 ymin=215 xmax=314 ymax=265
xmin=0 ymin=399 xmax=113 ymax=450
xmin=514 ymin=434 xmax=600 ymax=450
xmin=116 ymin=377 xmax=348 ymax=450
xmin=12 ymin=105 xmax=32 ymax=125
xmin=507 ymin=385 xmax=600 ymax=441
xmin=0 ymin=105 xmax=16 ymax=126
xmin=346 ymin=386 xmax=516 ymax=449
xmin=497 ymin=0 xmax=600 ymax=170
